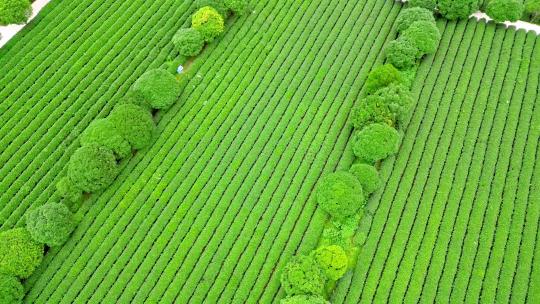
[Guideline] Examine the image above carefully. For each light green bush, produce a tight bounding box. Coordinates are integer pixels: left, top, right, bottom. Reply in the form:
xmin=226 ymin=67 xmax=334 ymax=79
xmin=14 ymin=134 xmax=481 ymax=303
xmin=385 ymin=37 xmax=420 ymax=69
xmin=280 ymin=295 xmax=330 ymax=304
xmin=349 ymin=163 xmax=381 ymax=195
xmin=281 ymin=255 xmax=326 ymax=296
xmin=525 ymin=0 xmax=540 ymax=23
xmin=0 ymin=274 xmax=23 ymax=304
xmin=56 ymin=176 xmax=83 ymax=203
xmin=0 ymin=0 xmax=31 ymax=25
xmin=364 ymin=64 xmax=403 ymax=95
xmin=402 ymin=21 xmax=441 ymax=55
xmin=26 ymin=202 xmax=76 ymax=247
xmin=313 ymin=245 xmax=349 ymax=280
xmin=353 ymin=123 xmax=400 ymax=164
xmin=486 ymin=0 xmax=524 ymax=22
xmin=132 ymin=69 xmax=181 ymax=110
xmin=224 ymin=0 xmax=248 ymax=15
xmin=108 ymin=104 xmax=156 ymax=150
xmin=67 ymin=144 xmax=119 ymax=193
xmin=195 ymin=0 xmax=230 ymax=17
xmin=172 ymin=28 xmax=205 ymax=57
xmin=409 ymin=0 xmax=437 ymax=10
xmin=80 ymin=118 xmax=132 ymax=159
xmin=395 ymin=7 xmax=435 ymax=32
xmin=316 ymin=171 xmax=365 ymax=219
xmin=0 ymin=228 xmax=44 ymax=279
xmin=192 ymin=6 xmax=225 ymax=42
xmin=437 ymin=0 xmax=479 ymax=20
xmin=372 ymin=83 xmax=414 ymax=123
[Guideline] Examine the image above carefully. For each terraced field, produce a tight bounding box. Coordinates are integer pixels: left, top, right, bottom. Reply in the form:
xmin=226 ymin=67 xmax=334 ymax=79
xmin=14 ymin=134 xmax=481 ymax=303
xmin=0 ymin=0 xmax=538 ymax=303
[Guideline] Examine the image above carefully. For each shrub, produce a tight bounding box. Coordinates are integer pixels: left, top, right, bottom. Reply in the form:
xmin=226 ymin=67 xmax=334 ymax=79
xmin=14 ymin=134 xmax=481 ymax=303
xmin=402 ymin=21 xmax=441 ymax=55
xmin=525 ymin=0 xmax=540 ymax=23
xmin=408 ymin=0 xmax=437 ymax=10
xmin=108 ymin=104 xmax=156 ymax=150
xmin=0 ymin=228 xmax=44 ymax=279
xmin=0 ymin=0 xmax=31 ymax=26
xmin=385 ymin=37 xmax=420 ymax=69
xmin=349 ymin=163 xmax=381 ymax=195
xmin=321 ymin=215 xmax=359 ymax=248
xmin=192 ymin=6 xmax=225 ymax=42
xmin=0 ymin=274 xmax=23 ymax=304
xmin=372 ymin=83 xmax=414 ymax=123
xmin=117 ymin=89 xmax=152 ymax=111
xmin=195 ymin=0 xmax=230 ymax=17
xmin=26 ymin=202 xmax=76 ymax=247
xmin=132 ymin=69 xmax=181 ymax=110
xmin=280 ymin=255 xmax=326 ymax=296
xmin=353 ymin=123 xmax=400 ymax=164
xmin=80 ymin=118 xmax=132 ymax=159
xmin=56 ymin=176 xmax=83 ymax=203
xmin=437 ymin=0 xmax=479 ymax=20
xmin=67 ymin=144 xmax=119 ymax=193
xmin=486 ymin=0 xmax=524 ymax=22
xmin=224 ymin=0 xmax=248 ymax=15
xmin=395 ymin=7 xmax=435 ymax=33
xmin=172 ymin=28 xmax=205 ymax=57
xmin=313 ymin=245 xmax=349 ymax=280
xmin=364 ymin=64 xmax=403 ymax=95
xmin=281 ymin=295 xmax=330 ymax=304
xmin=316 ymin=171 xmax=365 ymax=219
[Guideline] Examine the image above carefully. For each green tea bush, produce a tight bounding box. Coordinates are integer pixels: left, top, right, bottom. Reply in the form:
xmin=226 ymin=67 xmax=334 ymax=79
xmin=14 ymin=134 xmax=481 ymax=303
xmin=132 ymin=69 xmax=181 ymax=110
xmin=195 ymin=0 xmax=230 ymax=17
xmin=0 ymin=228 xmax=44 ymax=279
xmin=385 ymin=37 xmax=420 ymax=69
xmin=313 ymin=245 xmax=349 ymax=280
xmin=192 ymin=6 xmax=225 ymax=42
xmin=0 ymin=0 xmax=31 ymax=25
xmin=437 ymin=0 xmax=479 ymax=20
xmin=224 ymin=0 xmax=248 ymax=15
xmin=316 ymin=171 xmax=365 ymax=219
xmin=281 ymin=295 xmax=330 ymax=304
xmin=486 ymin=0 xmax=524 ymax=22
xmin=353 ymin=123 xmax=400 ymax=164
xmin=172 ymin=28 xmax=205 ymax=57
xmin=349 ymin=163 xmax=381 ymax=195
xmin=395 ymin=7 xmax=435 ymax=33
xmin=109 ymin=104 xmax=156 ymax=150
xmin=80 ymin=118 xmax=132 ymax=159
xmin=56 ymin=176 xmax=83 ymax=203
xmin=67 ymin=144 xmax=119 ymax=193
xmin=364 ymin=64 xmax=403 ymax=95
xmin=409 ymin=0 xmax=437 ymax=10
xmin=0 ymin=274 xmax=23 ymax=304
xmin=26 ymin=202 xmax=76 ymax=247
xmin=281 ymin=255 xmax=326 ymax=296
xmin=525 ymin=0 xmax=540 ymax=23
xmin=402 ymin=21 xmax=441 ymax=55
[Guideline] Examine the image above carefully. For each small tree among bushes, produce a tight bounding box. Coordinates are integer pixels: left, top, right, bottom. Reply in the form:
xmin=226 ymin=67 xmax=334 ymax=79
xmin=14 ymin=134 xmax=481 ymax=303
xmin=132 ymin=69 xmax=182 ymax=110
xmin=316 ymin=171 xmax=365 ymax=219
xmin=192 ymin=6 xmax=225 ymax=42
xmin=56 ymin=176 xmax=83 ymax=203
xmin=108 ymin=104 xmax=156 ymax=150
xmin=0 ymin=273 xmax=24 ymax=304
xmin=313 ymin=245 xmax=349 ymax=280
xmin=0 ymin=228 xmax=44 ymax=279
xmin=437 ymin=0 xmax=480 ymax=20
xmin=402 ymin=21 xmax=441 ymax=55
xmin=172 ymin=28 xmax=205 ymax=57
xmin=0 ymin=0 xmax=31 ymax=25
xmin=67 ymin=144 xmax=119 ymax=193
xmin=364 ymin=64 xmax=403 ymax=95
xmin=395 ymin=7 xmax=436 ymax=33
xmin=353 ymin=123 xmax=400 ymax=164
xmin=486 ymin=0 xmax=524 ymax=22
xmin=281 ymin=295 xmax=330 ymax=304
xmin=80 ymin=119 xmax=132 ymax=160
xmin=385 ymin=37 xmax=420 ymax=69
xmin=281 ymin=255 xmax=326 ymax=296
xmin=195 ymin=0 xmax=230 ymax=17
xmin=349 ymin=163 xmax=381 ymax=195
xmin=26 ymin=202 xmax=76 ymax=247
xmin=224 ymin=0 xmax=248 ymax=15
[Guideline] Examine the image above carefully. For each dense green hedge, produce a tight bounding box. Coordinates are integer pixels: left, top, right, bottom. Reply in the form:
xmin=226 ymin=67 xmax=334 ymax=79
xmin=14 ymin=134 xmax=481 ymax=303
xmin=0 ymin=274 xmax=24 ymax=304
xmin=67 ymin=144 xmax=119 ymax=193
xmin=131 ymin=69 xmax=182 ymax=110
xmin=0 ymin=0 xmax=31 ymax=25
xmin=486 ymin=0 xmax=524 ymax=22
xmin=80 ymin=118 xmax=132 ymax=160
xmin=437 ymin=0 xmax=479 ymax=20
xmin=26 ymin=202 xmax=76 ymax=247
xmin=192 ymin=6 xmax=225 ymax=42
xmin=280 ymin=255 xmax=326 ymax=296
xmin=0 ymin=228 xmax=44 ymax=279
xmin=172 ymin=28 xmax=205 ymax=57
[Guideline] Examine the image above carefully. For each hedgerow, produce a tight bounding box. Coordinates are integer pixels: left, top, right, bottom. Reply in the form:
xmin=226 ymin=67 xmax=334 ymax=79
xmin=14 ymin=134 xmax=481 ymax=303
xmin=56 ymin=176 xmax=83 ymax=203
xmin=486 ymin=0 xmax=524 ymax=22
xmin=108 ymin=104 xmax=156 ymax=150
xmin=25 ymin=202 xmax=76 ymax=247
xmin=313 ymin=245 xmax=349 ymax=280
xmin=316 ymin=171 xmax=365 ymax=219
xmin=402 ymin=21 xmax=441 ymax=55
xmin=0 ymin=0 xmax=31 ymax=25
xmin=280 ymin=255 xmax=326 ymax=296
xmin=192 ymin=6 xmax=225 ymax=42
xmin=80 ymin=118 xmax=132 ymax=160
xmin=352 ymin=123 xmax=400 ymax=164
xmin=364 ymin=64 xmax=403 ymax=95
xmin=385 ymin=37 xmax=420 ymax=69
xmin=395 ymin=7 xmax=435 ymax=33
xmin=437 ymin=0 xmax=479 ymax=20
xmin=349 ymin=163 xmax=381 ymax=195
xmin=224 ymin=0 xmax=248 ymax=15
xmin=131 ymin=69 xmax=182 ymax=110
xmin=408 ymin=0 xmax=437 ymax=10
xmin=0 ymin=228 xmax=44 ymax=279
xmin=172 ymin=28 xmax=205 ymax=57
xmin=67 ymin=144 xmax=119 ymax=193
xmin=0 ymin=274 xmax=23 ymax=304
xmin=281 ymin=295 xmax=330 ymax=304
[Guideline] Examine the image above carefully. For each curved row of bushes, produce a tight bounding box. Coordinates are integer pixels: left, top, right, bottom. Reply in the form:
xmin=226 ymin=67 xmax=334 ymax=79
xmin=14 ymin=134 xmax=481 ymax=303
xmin=278 ymin=3 xmax=443 ymax=304
xmin=0 ymin=1 xmax=248 ymax=303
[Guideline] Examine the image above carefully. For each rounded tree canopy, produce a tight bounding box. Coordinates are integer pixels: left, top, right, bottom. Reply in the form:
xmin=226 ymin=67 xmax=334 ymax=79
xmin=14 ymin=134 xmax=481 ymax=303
xmin=280 ymin=255 xmax=326 ymax=296
xmin=0 ymin=274 xmax=24 ymax=304
xmin=395 ymin=7 xmax=435 ymax=33
xmin=353 ymin=123 xmax=400 ymax=164
xmin=67 ymin=144 xmax=119 ymax=193
xmin=108 ymin=104 xmax=156 ymax=150
xmin=56 ymin=176 xmax=83 ymax=203
xmin=437 ymin=0 xmax=480 ymax=20
xmin=486 ymin=0 xmax=524 ymax=22
xmin=349 ymin=163 xmax=381 ymax=195
xmin=402 ymin=21 xmax=441 ymax=55
xmin=280 ymin=295 xmax=330 ymax=304
xmin=192 ymin=6 xmax=225 ymax=42
xmin=408 ymin=0 xmax=437 ymax=10
xmin=0 ymin=228 xmax=44 ymax=279
xmin=0 ymin=0 xmax=32 ymax=26
xmin=316 ymin=171 xmax=365 ymax=219
xmin=313 ymin=245 xmax=349 ymax=280
xmin=26 ymin=202 xmax=76 ymax=247
xmin=364 ymin=64 xmax=403 ymax=95
xmin=224 ymin=0 xmax=248 ymax=15
xmin=80 ymin=118 xmax=132 ymax=160
xmin=371 ymin=83 xmax=414 ymax=124
xmin=132 ymin=69 xmax=181 ymax=110
xmin=172 ymin=28 xmax=205 ymax=57
xmin=385 ymin=36 xmax=420 ymax=69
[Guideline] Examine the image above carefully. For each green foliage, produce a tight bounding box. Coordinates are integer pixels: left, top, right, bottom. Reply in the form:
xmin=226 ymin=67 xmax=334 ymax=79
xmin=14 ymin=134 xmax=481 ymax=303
xmin=313 ymin=245 xmax=349 ymax=280
xmin=117 ymin=90 xmax=152 ymax=111
xmin=349 ymin=163 xmax=381 ymax=195
xmin=0 ymin=274 xmax=23 ymax=304
xmin=67 ymin=144 xmax=119 ymax=193
xmin=172 ymin=28 xmax=205 ymax=57
xmin=195 ymin=0 xmax=230 ymax=17
xmin=372 ymin=83 xmax=414 ymax=123
xmin=25 ymin=202 xmax=76 ymax=247
xmin=352 ymin=123 xmax=400 ymax=164
xmin=108 ymin=104 xmax=156 ymax=150
xmin=280 ymin=295 xmax=330 ymax=304
xmin=0 ymin=228 xmax=44 ymax=279
xmin=385 ymin=37 xmax=420 ymax=69
xmin=437 ymin=0 xmax=480 ymax=20
xmin=56 ymin=176 xmax=83 ymax=203
xmin=224 ymin=0 xmax=248 ymax=15
xmin=364 ymin=64 xmax=403 ymax=95
xmin=80 ymin=118 xmax=132 ymax=159
xmin=402 ymin=21 xmax=441 ymax=55
xmin=132 ymin=69 xmax=181 ymax=110
xmin=525 ymin=0 xmax=540 ymax=21
xmin=0 ymin=0 xmax=31 ymax=25
xmin=395 ymin=7 xmax=435 ymax=33
xmin=281 ymin=255 xmax=326 ymax=296
xmin=408 ymin=0 xmax=437 ymax=10
xmin=192 ymin=6 xmax=225 ymax=42
xmin=486 ymin=0 xmax=524 ymax=22
xmin=316 ymin=171 xmax=365 ymax=219
xmin=321 ymin=215 xmax=360 ymax=248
